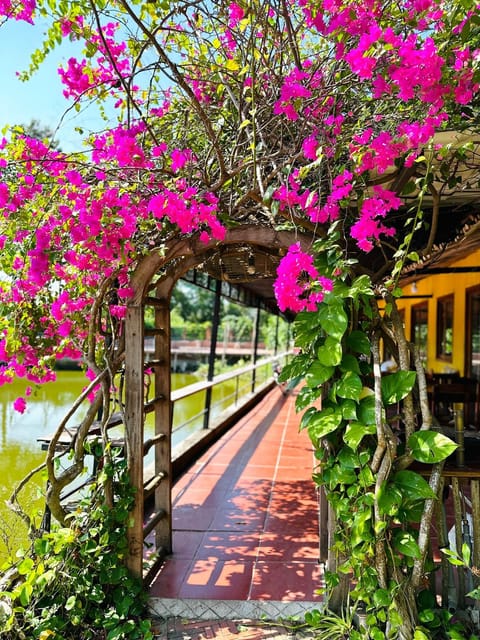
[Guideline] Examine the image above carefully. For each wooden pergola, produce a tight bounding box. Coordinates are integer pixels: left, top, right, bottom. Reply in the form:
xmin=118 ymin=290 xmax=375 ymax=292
xmin=122 ymin=225 xmax=312 ymax=578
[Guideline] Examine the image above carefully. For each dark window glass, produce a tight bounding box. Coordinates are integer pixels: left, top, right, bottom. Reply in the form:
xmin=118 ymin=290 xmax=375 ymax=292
xmin=436 ymin=295 xmax=453 ymax=360
xmin=411 ymin=302 xmax=428 ymax=364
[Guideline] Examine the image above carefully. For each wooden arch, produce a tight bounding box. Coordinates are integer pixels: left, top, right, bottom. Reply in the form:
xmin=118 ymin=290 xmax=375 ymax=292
xmin=123 ymin=225 xmax=312 ymax=577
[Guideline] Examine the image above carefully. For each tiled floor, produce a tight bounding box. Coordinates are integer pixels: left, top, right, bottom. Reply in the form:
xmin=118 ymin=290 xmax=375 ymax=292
xmin=149 ymin=386 xmax=324 ymax=609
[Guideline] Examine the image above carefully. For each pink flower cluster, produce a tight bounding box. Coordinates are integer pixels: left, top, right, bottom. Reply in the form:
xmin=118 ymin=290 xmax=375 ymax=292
xmin=0 ymin=0 xmax=35 ymax=23
xmin=351 ymin=186 xmax=401 ymax=252
xmin=273 ymin=68 xmax=312 ymax=121
xmin=58 ymin=22 xmax=132 ymax=101
xmin=274 ymin=243 xmax=333 ymax=313
xmin=148 ymin=185 xmax=225 ymax=243
xmin=228 ymin=2 xmax=245 ymax=28
xmin=0 ymin=116 xmax=227 ymax=411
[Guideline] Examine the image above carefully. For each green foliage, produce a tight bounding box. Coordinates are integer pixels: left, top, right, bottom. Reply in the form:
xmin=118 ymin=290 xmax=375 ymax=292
xmin=304 ymin=607 xmax=363 ymax=639
xmin=0 ymin=457 xmax=153 ymax=640
xmin=282 ymin=233 xmax=459 ymax=637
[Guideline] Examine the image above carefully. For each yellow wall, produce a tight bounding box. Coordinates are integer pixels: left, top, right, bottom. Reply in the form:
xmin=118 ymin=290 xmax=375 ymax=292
xmin=396 ymin=249 xmax=480 ymax=375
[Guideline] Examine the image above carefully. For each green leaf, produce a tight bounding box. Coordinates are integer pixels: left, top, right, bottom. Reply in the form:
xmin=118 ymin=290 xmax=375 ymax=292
xmin=305 ymin=361 xmax=334 ymax=387
xmin=324 ymin=463 xmax=357 ymax=486
xmin=393 ymin=470 xmax=437 ymax=500
xmin=414 ymin=626 xmax=432 ymax=638
xmin=358 ymin=394 xmax=376 ymax=425
xmin=65 ymin=595 xmax=77 ymax=611
xmin=278 ymin=353 xmax=311 ymax=382
xmin=300 ymin=406 xmax=320 ymax=430
xmin=295 ymin=385 xmax=323 ymax=412
xmin=461 ymin=542 xmax=471 ymax=567
xmin=17 ymin=557 xmax=34 ymax=575
xmin=307 ymin=406 xmax=343 ymax=441
xmin=18 ymin=582 xmax=33 ymax=606
xmin=317 ymin=336 xmax=343 ymax=366
xmin=340 ymin=398 xmax=357 ymax=420
xmin=348 ymin=274 xmax=373 ymax=298
xmin=338 ymin=446 xmax=359 ymax=469
xmin=408 ymin=431 xmax=457 ymax=463
xmin=377 ymin=483 xmax=403 ymax=515
xmin=340 ymin=353 xmax=361 ymax=374
xmin=441 ymin=548 xmax=465 ymax=566
xmin=292 ymin=312 xmax=323 ymax=349
xmin=336 ymin=371 xmax=363 ymax=400
xmin=358 ymin=465 xmax=374 ymax=487
xmin=344 ymin=422 xmax=376 ymax=449
xmin=346 ymin=330 xmax=371 ymax=355
xmin=318 ymin=303 xmax=348 ymax=339
xmin=393 ymin=530 xmax=421 ymax=558
xmin=373 ymin=588 xmax=391 ymax=607
xmin=381 ymin=370 xmax=416 ymax=405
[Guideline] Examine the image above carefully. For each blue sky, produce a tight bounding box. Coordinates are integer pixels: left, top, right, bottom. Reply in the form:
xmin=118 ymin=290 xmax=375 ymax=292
xmin=0 ymin=18 xmax=111 ymax=152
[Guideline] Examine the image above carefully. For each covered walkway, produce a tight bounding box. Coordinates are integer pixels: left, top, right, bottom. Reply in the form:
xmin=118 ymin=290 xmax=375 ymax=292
xmin=148 ymin=386 xmax=324 ymax=621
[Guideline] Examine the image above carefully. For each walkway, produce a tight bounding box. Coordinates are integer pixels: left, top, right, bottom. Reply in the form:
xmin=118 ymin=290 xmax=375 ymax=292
xmin=148 ymin=385 xmax=325 ymax=623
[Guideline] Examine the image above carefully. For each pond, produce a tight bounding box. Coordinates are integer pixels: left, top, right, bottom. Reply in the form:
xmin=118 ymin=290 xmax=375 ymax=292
xmin=0 ymin=370 xmax=211 ymax=564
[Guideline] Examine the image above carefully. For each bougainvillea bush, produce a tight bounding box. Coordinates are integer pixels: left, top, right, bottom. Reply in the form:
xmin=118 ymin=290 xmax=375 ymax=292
xmin=0 ymin=0 xmax=479 ymax=637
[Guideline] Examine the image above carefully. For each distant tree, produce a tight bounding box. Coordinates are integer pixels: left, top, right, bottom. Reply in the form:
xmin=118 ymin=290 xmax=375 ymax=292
xmin=11 ymin=119 xmax=61 ymax=150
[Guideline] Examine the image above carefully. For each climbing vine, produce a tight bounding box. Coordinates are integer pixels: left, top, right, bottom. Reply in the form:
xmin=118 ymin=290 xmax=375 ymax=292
xmin=280 ymin=231 xmax=458 ymax=638
xmin=0 ymin=450 xmax=153 ymax=640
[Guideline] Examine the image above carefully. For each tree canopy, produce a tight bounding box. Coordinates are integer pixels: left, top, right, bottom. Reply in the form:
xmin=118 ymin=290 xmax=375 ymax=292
xmin=0 ymin=0 xmax=478 ymax=405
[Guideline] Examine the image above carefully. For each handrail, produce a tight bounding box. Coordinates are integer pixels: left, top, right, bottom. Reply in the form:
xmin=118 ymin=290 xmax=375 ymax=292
xmin=170 ymin=351 xmax=291 ymax=403
xmin=169 ymin=351 xmax=292 ymax=438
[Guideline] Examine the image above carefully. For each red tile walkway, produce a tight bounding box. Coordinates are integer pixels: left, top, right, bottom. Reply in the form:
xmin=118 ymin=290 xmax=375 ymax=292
xmin=148 ymin=385 xmax=324 ymax=621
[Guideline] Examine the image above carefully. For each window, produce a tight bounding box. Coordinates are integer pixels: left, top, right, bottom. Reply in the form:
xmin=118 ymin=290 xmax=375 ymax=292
xmin=436 ymin=295 xmax=453 ymax=360
xmin=411 ymin=302 xmax=428 ymax=364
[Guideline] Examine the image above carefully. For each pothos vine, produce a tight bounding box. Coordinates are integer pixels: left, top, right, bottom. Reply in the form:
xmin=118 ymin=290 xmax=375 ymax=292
xmin=280 ymin=231 xmax=457 ymax=639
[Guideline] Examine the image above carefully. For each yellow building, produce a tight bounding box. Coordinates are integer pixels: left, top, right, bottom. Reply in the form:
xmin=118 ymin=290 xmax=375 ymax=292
xmin=397 ymin=248 xmax=480 ymax=379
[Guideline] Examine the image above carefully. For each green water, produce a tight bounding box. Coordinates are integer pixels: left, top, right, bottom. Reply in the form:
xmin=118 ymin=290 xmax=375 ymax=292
xmin=0 ymin=370 xmax=218 ymax=563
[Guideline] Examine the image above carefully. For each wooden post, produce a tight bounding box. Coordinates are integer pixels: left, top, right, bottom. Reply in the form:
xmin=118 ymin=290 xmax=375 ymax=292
xmin=124 ymin=305 xmax=145 ymax=579
xmin=153 ymin=283 xmax=173 ymax=554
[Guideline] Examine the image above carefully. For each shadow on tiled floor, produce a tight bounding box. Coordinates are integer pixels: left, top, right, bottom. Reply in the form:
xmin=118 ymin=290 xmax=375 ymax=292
xmin=148 ymin=387 xmax=324 ymax=619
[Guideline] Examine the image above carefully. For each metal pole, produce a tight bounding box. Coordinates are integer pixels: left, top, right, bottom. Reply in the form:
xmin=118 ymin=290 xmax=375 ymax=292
xmin=203 ymin=279 xmax=222 ymax=429
xmin=274 ymin=315 xmax=279 ymax=356
xmin=251 ymin=307 xmax=261 ymax=393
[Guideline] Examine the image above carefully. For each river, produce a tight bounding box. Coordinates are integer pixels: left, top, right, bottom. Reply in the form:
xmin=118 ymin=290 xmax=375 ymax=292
xmin=0 ymin=370 xmax=212 ymax=564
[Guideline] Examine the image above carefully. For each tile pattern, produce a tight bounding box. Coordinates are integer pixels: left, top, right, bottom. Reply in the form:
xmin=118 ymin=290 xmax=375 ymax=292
xmin=148 ymin=386 xmax=324 ymax=610
xmin=152 ymin=616 xmax=316 ymax=640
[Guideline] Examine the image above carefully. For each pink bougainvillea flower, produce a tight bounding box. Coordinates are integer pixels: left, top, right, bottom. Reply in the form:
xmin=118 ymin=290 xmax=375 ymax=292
xmin=302 ymin=134 xmax=319 ymax=160
xmin=109 ymin=305 xmax=127 ymax=319
xmin=274 ymin=243 xmax=332 ymax=313
xmin=351 ymin=186 xmax=401 ymax=252
xmin=13 ymin=397 xmax=27 ymax=414
xmin=228 ymin=2 xmax=245 ymax=28
xmin=170 ymin=148 xmax=195 ymax=172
